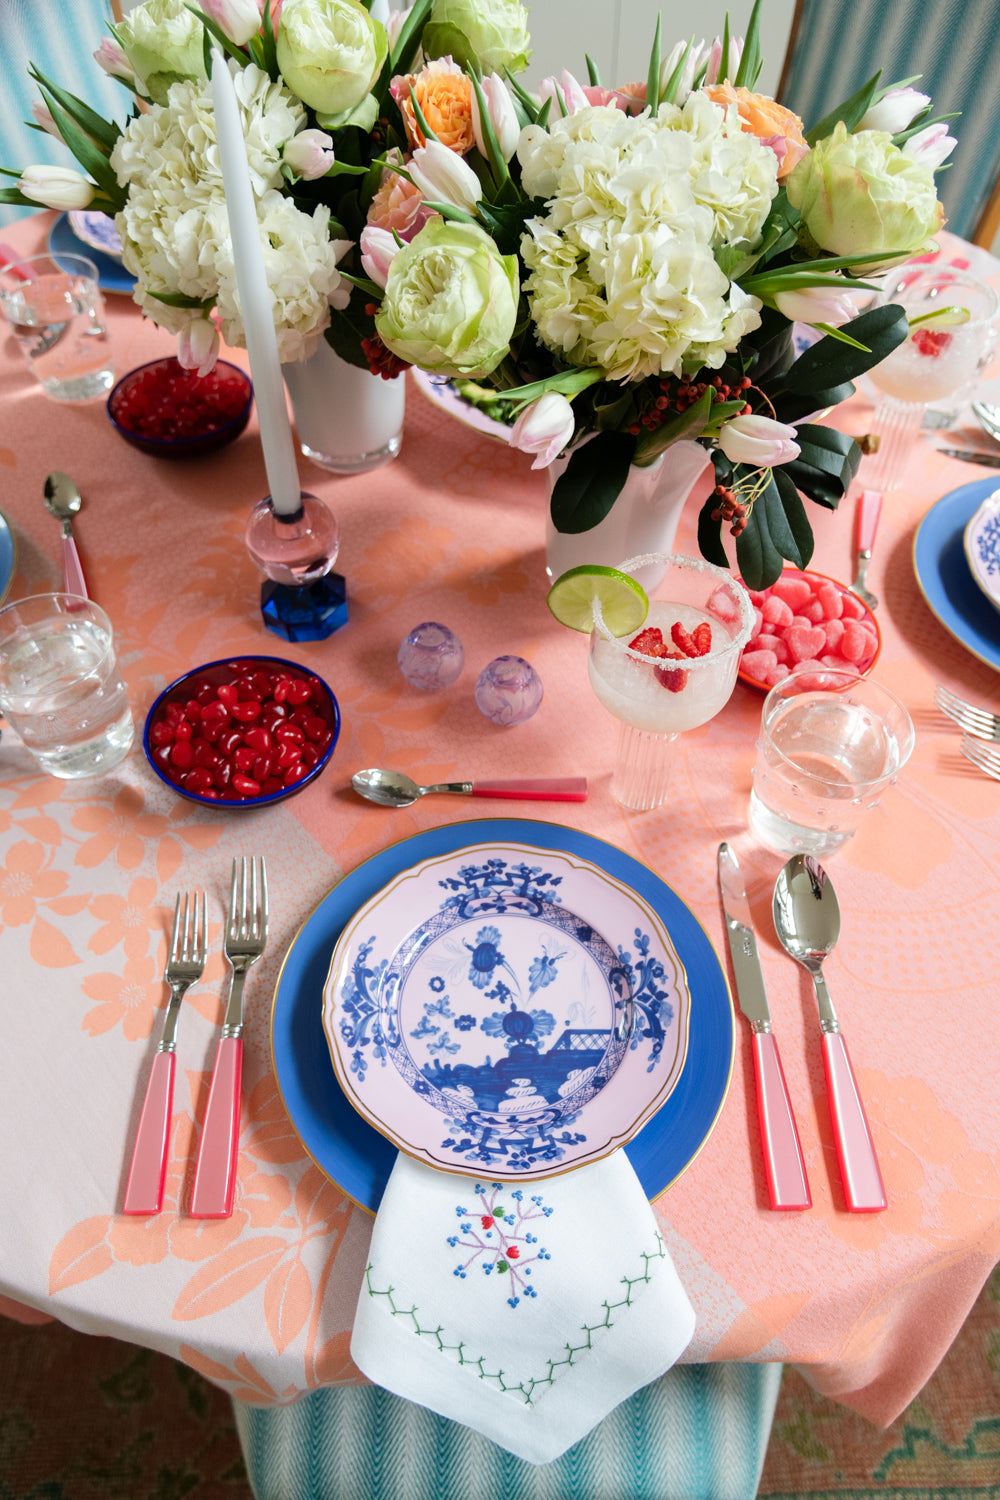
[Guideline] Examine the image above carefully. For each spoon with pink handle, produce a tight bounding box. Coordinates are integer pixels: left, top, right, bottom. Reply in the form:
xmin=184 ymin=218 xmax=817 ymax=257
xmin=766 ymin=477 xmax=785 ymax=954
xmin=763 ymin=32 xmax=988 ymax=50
xmin=352 ymin=767 xmax=587 ymax=807
xmin=43 ymin=472 xmax=88 ymax=599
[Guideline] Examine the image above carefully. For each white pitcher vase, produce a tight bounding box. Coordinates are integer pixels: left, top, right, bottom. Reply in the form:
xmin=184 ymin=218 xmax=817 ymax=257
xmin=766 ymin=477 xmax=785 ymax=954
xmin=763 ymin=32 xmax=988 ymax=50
xmin=282 ymin=338 xmax=405 ymax=474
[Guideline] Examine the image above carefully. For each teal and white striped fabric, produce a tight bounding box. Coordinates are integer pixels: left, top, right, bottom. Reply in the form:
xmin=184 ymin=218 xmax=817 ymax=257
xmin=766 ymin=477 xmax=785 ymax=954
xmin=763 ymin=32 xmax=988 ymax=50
xmin=233 ymin=1362 xmax=783 ymax=1500
xmin=1 ymin=0 xmax=130 ymax=228
xmin=779 ymin=0 xmax=1000 ymax=241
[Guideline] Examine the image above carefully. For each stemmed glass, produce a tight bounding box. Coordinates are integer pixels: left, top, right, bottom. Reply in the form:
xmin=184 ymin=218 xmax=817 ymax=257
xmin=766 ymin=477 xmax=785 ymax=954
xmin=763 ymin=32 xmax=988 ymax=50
xmin=588 ymin=553 xmax=754 ymax=811
xmin=862 ymin=267 xmax=999 ymax=489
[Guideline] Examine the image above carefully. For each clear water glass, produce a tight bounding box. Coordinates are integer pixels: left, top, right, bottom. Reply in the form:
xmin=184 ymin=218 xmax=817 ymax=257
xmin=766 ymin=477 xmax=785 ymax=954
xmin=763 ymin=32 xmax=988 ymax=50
xmin=0 ymin=252 xmax=114 ymax=401
xmin=749 ymin=667 xmax=915 ymax=858
xmin=0 ymin=593 xmax=134 ymax=778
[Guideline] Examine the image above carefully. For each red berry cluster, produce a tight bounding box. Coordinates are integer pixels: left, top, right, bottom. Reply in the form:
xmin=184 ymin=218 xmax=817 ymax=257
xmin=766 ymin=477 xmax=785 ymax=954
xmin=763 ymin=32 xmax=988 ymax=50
xmin=110 ymin=358 xmax=248 ymax=440
xmin=710 ymin=484 xmax=750 ymax=537
xmin=628 ymin=374 xmax=753 ymax=437
xmin=147 ymin=660 xmax=335 ymax=802
xmin=362 ymin=306 xmax=410 ymax=380
xmin=628 ymin=620 xmax=711 ymax=692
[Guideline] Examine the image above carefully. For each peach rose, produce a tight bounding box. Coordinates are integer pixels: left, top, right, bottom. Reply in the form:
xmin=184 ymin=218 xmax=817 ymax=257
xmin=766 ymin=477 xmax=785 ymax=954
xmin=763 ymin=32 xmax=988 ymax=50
xmin=704 ymin=81 xmax=809 ymax=180
xmin=390 ymin=56 xmax=475 ymax=153
xmin=366 ymin=153 xmax=434 ymax=238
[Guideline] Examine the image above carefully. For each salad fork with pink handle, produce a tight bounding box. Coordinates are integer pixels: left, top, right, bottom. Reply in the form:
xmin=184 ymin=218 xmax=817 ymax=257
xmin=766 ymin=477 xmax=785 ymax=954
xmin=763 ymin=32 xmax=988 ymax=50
xmin=191 ymin=857 xmax=267 ymax=1218
xmin=123 ymin=890 xmax=207 ymax=1215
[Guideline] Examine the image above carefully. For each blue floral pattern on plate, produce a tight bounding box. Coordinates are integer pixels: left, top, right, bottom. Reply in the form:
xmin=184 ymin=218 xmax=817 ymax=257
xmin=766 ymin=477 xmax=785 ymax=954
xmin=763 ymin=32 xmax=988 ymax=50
xmin=964 ymin=489 xmax=1000 ymax=616
xmin=322 ymin=843 xmax=691 ymax=1180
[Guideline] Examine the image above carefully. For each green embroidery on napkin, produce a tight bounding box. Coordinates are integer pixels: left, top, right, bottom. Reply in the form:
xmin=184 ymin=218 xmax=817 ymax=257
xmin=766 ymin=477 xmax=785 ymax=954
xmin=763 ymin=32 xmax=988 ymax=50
xmin=364 ymin=1232 xmax=666 ymax=1405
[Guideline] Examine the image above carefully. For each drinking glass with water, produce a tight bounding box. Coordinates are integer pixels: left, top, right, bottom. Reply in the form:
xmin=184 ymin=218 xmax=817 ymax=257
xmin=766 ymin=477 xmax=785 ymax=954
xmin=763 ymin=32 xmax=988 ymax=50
xmin=0 ymin=594 xmax=133 ymax=779
xmin=0 ymin=252 xmax=114 ymax=402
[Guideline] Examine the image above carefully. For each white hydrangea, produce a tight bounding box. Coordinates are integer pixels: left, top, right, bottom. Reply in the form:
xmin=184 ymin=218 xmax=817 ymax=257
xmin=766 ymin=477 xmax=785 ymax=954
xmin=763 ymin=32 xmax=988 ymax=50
xmin=109 ymin=61 xmax=350 ymax=359
xmin=516 ymin=97 xmax=778 ymax=380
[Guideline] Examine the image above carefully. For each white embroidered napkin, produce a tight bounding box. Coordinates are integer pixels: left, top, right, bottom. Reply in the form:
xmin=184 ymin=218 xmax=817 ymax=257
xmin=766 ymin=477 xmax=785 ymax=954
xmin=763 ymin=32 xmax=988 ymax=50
xmin=350 ymin=1150 xmax=696 ymax=1465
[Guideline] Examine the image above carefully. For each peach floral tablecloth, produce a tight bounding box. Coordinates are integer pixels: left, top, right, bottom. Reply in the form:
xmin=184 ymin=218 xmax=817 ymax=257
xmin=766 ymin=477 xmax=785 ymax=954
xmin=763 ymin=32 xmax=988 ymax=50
xmin=1 ymin=212 xmax=998 ymax=1428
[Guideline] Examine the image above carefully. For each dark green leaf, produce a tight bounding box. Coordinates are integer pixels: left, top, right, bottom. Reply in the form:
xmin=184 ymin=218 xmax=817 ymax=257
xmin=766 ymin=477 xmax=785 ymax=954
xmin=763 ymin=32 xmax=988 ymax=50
xmin=147 ymin=289 xmax=213 ymax=310
xmin=735 ymin=495 xmax=785 ymax=590
xmin=697 ymin=495 xmax=730 ymax=568
xmin=549 ymin=432 xmax=636 ymax=534
xmin=259 ymin=0 xmax=279 ymax=78
xmin=645 ymin=15 xmax=661 ymax=115
xmin=387 ymin=0 xmax=432 ymax=77
xmin=772 ymin=382 xmax=856 ymax=423
xmin=0 ymin=187 xmax=33 ymax=206
xmin=772 ymin=468 xmax=815 ymax=568
xmin=470 ymin=74 xmax=507 ymax=190
xmin=585 ymin=54 xmax=601 ymax=87
xmin=776 ymin=305 xmax=908 ymax=394
xmin=804 ymin=72 xmax=882 ymax=143
xmin=34 ymin=88 xmax=120 ymax=199
xmin=734 ymin=0 xmax=764 ymax=89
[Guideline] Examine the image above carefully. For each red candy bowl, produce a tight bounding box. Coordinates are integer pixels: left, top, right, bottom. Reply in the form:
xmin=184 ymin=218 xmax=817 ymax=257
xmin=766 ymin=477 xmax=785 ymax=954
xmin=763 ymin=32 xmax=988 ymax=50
xmin=143 ymin=656 xmax=340 ymax=808
xmin=738 ymin=569 xmax=881 ymax=691
xmin=107 ymin=357 xmax=253 ymax=458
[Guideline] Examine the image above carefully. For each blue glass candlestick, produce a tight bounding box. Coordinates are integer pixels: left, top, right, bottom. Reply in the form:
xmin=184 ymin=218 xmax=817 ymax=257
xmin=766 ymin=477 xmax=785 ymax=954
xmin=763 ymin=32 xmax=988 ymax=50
xmin=244 ymin=492 xmax=346 ymax=642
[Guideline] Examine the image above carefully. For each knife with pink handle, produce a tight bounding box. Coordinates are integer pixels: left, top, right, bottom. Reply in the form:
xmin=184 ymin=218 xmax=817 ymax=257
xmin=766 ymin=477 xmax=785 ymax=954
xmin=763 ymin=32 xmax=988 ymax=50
xmin=851 ymin=488 xmax=882 ymax=610
xmin=353 ymin=768 xmax=587 ymax=807
xmin=718 ymin=843 xmax=811 ymax=1211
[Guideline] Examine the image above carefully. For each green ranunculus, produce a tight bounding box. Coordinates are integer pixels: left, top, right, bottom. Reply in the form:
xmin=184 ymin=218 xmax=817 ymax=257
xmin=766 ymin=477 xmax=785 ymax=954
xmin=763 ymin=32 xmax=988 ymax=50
xmin=375 ymin=220 xmax=519 ymax=378
xmin=786 ymin=122 xmax=944 ymax=273
xmin=429 ymin=0 xmax=531 ymax=74
xmin=275 ymin=0 xmax=387 ymax=119
xmin=116 ymin=0 xmax=207 ymax=104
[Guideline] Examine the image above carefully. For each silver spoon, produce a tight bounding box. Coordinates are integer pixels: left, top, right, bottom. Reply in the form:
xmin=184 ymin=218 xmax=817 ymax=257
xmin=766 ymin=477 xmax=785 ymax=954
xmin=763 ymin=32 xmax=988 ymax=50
xmin=972 ymin=401 xmax=1000 ymax=443
xmin=352 ymin=767 xmax=587 ymax=807
xmin=772 ymin=855 xmax=887 ymax=1213
xmin=43 ymin=472 xmax=88 ymax=599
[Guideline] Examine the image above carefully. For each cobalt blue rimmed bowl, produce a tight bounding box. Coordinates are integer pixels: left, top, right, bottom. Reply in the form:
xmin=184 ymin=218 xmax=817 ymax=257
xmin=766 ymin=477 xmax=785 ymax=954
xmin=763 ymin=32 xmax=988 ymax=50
xmin=107 ymin=357 xmax=253 ymax=459
xmin=143 ymin=655 xmax=340 ymax=809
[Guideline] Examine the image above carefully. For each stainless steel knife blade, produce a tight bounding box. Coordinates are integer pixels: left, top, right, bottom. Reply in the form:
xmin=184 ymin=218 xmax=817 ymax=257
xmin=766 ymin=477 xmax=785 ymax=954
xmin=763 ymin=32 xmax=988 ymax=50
xmin=718 ymin=842 xmax=811 ymax=1211
xmin=937 ymin=448 xmax=1000 ymax=467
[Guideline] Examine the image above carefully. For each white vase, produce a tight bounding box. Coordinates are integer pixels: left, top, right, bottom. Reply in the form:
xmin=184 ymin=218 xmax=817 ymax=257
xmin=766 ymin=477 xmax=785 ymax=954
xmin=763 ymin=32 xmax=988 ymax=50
xmin=545 ymin=440 xmax=712 ymax=589
xmin=282 ymin=339 xmax=405 ymax=474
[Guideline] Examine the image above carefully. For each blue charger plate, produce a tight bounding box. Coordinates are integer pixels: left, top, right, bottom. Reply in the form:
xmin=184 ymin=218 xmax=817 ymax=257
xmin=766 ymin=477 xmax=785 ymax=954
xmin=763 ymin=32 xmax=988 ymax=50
xmin=270 ymin=818 xmax=734 ymax=1212
xmin=48 ymin=211 xmax=135 ymax=295
xmin=913 ymin=476 xmax=1000 ymax=671
xmin=0 ymin=511 xmax=15 ymax=606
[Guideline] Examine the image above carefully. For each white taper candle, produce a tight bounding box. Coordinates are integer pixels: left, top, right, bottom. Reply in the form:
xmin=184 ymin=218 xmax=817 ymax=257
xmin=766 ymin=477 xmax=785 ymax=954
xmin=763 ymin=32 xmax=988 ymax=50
xmin=210 ymin=50 xmax=301 ymax=515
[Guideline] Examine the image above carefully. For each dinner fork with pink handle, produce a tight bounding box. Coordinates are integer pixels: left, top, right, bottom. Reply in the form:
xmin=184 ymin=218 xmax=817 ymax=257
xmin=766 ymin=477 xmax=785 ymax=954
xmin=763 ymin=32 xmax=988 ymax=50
xmin=191 ymin=857 xmax=267 ymax=1218
xmin=123 ymin=890 xmax=207 ymax=1215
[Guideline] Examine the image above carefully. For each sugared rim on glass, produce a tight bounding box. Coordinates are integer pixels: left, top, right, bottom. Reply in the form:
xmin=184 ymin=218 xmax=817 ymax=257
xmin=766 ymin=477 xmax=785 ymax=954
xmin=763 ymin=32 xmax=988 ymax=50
xmin=591 ymin=552 xmax=755 ymax=669
xmin=881 ymin=266 xmax=1000 ymax=330
xmin=761 ymin=665 xmax=916 ymax=788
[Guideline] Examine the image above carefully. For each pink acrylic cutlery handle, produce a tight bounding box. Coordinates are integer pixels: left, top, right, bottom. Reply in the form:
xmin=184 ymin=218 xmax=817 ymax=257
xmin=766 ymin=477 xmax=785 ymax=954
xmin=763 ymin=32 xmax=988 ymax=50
xmin=123 ymin=1051 xmax=175 ymax=1216
xmin=752 ymin=1032 xmax=811 ymax=1211
xmin=855 ymin=489 xmax=882 ymax=553
xmin=822 ymin=1032 xmax=887 ymax=1212
xmin=62 ymin=534 xmax=88 ymax=600
xmin=470 ymin=778 xmax=588 ymax=801
xmin=190 ymin=1036 xmax=243 ymax=1219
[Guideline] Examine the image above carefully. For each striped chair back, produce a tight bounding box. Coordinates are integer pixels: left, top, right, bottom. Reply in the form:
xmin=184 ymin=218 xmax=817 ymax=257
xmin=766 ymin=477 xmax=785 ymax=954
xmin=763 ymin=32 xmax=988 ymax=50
xmin=1 ymin=1 xmax=128 ymax=228
xmin=777 ymin=0 xmax=1000 ymax=245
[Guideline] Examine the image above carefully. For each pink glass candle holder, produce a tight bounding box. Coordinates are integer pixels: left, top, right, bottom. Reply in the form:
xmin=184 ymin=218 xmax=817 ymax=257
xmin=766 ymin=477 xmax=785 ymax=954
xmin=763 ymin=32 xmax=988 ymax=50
xmin=244 ymin=493 xmax=346 ymax=641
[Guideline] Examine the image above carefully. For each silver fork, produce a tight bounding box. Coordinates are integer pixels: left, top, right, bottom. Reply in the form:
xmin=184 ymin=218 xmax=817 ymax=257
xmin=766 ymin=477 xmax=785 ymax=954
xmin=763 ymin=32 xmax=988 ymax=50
xmin=936 ymin=684 xmax=1000 ymax=741
xmin=123 ymin=891 xmax=208 ymax=1216
xmin=960 ymin=735 xmax=1000 ymax=780
xmin=191 ymin=857 xmax=268 ymax=1218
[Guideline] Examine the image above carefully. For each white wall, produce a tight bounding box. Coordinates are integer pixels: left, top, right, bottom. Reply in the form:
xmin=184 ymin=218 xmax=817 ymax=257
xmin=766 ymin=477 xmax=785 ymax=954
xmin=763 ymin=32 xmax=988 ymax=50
xmin=521 ymin=0 xmax=798 ymax=99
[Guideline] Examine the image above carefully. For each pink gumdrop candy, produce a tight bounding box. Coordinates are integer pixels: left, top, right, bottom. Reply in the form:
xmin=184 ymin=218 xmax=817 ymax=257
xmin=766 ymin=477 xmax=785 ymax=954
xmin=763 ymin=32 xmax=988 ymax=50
xmin=742 ymin=648 xmax=779 ymax=680
xmin=763 ymin=663 xmax=791 ymax=686
xmin=823 ymin=618 xmax=846 ymax=651
xmin=820 ymin=654 xmax=861 ymax=676
xmin=770 ymin=575 xmax=812 ymax=610
xmin=839 ymin=591 xmax=867 ymax=620
xmin=786 ymin=624 xmax=827 ymax=663
xmin=749 ymin=606 xmax=764 ymax=641
xmin=756 ymin=632 xmax=790 ymax=663
xmin=815 ymin=582 xmax=844 ymax=620
xmin=841 ymin=619 xmax=873 ymax=663
xmin=761 ymin=594 xmax=794 ymax=628
xmin=801 ymin=598 xmax=825 ymax=623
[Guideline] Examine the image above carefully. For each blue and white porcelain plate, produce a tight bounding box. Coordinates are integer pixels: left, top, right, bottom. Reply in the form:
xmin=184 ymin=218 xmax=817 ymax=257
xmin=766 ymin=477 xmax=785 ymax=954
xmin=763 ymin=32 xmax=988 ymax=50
xmin=964 ymin=488 xmax=1000 ymax=616
xmin=322 ymin=842 xmax=691 ymax=1181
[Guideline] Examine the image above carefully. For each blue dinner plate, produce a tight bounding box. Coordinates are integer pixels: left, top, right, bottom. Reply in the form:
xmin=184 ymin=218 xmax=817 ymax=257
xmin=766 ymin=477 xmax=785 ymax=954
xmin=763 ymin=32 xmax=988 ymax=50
xmin=0 ymin=510 xmax=15 ymax=606
xmin=270 ymin=818 xmax=735 ymax=1213
xmin=48 ymin=211 xmax=136 ymax=295
xmin=913 ymin=476 xmax=1000 ymax=671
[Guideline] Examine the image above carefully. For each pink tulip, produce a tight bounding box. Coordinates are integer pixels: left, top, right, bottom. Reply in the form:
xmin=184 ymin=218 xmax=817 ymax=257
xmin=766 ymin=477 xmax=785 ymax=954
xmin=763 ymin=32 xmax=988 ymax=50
xmin=201 ymin=0 xmax=261 ymax=45
xmin=510 ymin=393 xmax=576 ymax=469
xmin=536 ymin=69 xmax=590 ymax=118
xmin=30 ymin=100 xmax=62 ymax=140
xmin=360 ymin=225 xmax=401 ymax=289
xmin=860 ymin=87 xmax=930 ymax=134
xmin=283 ymin=128 xmax=336 ymax=180
xmin=471 ymin=73 xmax=519 ymax=162
xmin=407 ymin=140 xmax=483 ymax=213
xmin=717 ymin=413 xmax=800 ymax=467
xmin=903 ymin=122 xmax=957 ymax=170
xmin=773 ymin=284 xmax=861 ymax=326
xmin=93 ymin=37 xmax=136 ymax=83
xmin=177 ymin=318 xmax=220 ymax=377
